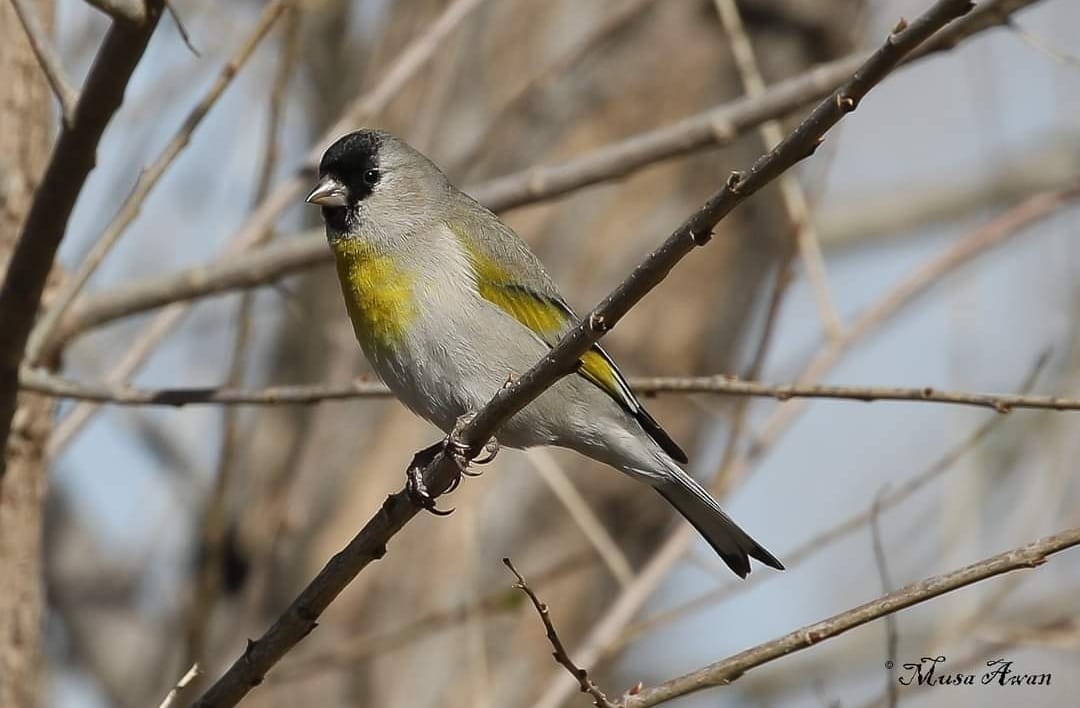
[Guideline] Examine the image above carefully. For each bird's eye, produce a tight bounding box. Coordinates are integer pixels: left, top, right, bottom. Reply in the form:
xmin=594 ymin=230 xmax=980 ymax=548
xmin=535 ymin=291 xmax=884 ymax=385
xmin=363 ymin=169 xmax=380 ymax=186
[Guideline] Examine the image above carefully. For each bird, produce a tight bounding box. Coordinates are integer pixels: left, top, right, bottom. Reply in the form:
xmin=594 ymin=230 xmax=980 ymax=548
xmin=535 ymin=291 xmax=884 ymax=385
xmin=306 ymin=129 xmax=783 ymax=578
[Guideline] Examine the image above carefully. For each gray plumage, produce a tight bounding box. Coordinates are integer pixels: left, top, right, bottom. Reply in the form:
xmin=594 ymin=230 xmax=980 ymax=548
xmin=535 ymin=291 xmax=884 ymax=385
xmin=308 ymin=129 xmax=782 ymax=578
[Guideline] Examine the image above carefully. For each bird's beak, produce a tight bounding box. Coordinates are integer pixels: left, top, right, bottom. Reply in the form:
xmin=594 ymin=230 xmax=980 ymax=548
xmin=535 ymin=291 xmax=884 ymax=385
xmin=305 ymin=177 xmax=348 ymax=207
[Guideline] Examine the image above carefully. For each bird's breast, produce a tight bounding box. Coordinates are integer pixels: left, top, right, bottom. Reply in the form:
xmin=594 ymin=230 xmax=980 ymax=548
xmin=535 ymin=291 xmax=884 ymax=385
xmin=330 ymin=238 xmax=417 ymax=351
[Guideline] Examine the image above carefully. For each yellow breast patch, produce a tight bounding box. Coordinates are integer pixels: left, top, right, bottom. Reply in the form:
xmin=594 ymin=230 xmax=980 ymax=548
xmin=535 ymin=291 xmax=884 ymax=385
xmin=330 ymin=239 xmax=416 ymax=350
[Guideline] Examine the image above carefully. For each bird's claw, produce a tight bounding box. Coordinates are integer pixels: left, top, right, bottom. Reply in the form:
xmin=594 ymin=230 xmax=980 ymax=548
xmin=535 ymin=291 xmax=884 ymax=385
xmin=405 ymin=440 xmax=456 ymax=516
xmin=471 ymin=438 xmax=500 ymax=467
xmin=404 ymin=416 xmax=497 ymax=514
xmin=406 ymin=457 xmax=455 ymax=516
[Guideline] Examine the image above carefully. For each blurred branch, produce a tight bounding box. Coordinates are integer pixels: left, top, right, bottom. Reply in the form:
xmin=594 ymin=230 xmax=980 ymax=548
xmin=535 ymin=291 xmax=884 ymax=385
xmin=83 ymin=0 xmax=145 ymax=23
xmin=450 ymin=0 xmax=660 ymax=172
xmin=469 ymin=0 xmax=1038 ymax=212
xmin=190 ymin=3 xmax=979 ymax=704
xmin=623 ymin=527 xmax=1080 ymax=707
xmin=269 ymin=552 xmax=591 ymax=682
xmin=22 ymin=364 xmax=1080 ymax=414
xmin=713 ymin=0 xmax=843 ymax=338
xmin=0 ymin=0 xmax=165 ymax=478
xmin=27 ymin=0 xmax=287 ymax=364
xmin=869 ymin=492 xmax=899 ymax=708
xmin=164 ymin=0 xmax=198 ymax=57
xmin=503 ymin=558 xmax=618 ymax=708
xmin=816 ymin=132 xmax=1080 ymax=247
xmin=49 ymin=0 xmax=1044 ymax=350
xmin=527 ymin=449 xmax=635 ymax=588
xmin=53 ymin=230 xmax=323 ymax=341
xmin=1007 ymin=18 xmax=1080 ymax=66
xmin=9 ymin=0 xmax=78 ymax=125
xmin=157 ymin=663 xmax=199 ymax=708
xmin=46 ymin=0 xmax=489 ymax=457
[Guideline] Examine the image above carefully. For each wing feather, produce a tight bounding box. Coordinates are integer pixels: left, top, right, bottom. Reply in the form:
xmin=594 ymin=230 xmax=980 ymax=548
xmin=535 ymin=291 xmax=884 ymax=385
xmin=448 ymin=219 xmax=687 ymax=463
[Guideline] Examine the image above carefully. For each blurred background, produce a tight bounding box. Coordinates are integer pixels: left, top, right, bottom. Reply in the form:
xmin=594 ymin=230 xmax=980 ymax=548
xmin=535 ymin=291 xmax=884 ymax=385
xmin=2 ymin=0 xmax=1078 ymax=706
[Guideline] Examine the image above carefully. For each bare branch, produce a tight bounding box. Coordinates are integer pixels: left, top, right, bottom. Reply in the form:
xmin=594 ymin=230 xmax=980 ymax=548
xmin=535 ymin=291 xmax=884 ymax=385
xmin=26 ymin=0 xmax=287 ymax=364
xmin=469 ymin=0 xmax=1036 ymax=212
xmin=190 ymin=3 xmax=983 ymax=704
xmin=503 ymin=558 xmax=618 ymax=708
xmin=268 ymin=553 xmax=592 ymax=682
xmin=83 ymin=0 xmax=146 ymax=24
xmin=51 ymin=230 xmax=323 ymax=342
xmin=1007 ymin=17 xmax=1080 ymax=66
xmin=713 ymin=0 xmax=843 ymax=338
xmin=623 ymin=527 xmax=1080 ymax=707
xmin=10 ymin=0 xmax=78 ymax=125
xmin=869 ymin=492 xmax=899 ymax=708
xmin=19 ymin=365 xmax=1080 ymax=413
xmin=157 ymin=663 xmax=199 ymax=708
xmin=527 ymin=449 xmax=635 ymax=588
xmin=0 ymin=0 xmax=165 ymax=478
xmin=164 ymin=0 xmax=199 ymax=57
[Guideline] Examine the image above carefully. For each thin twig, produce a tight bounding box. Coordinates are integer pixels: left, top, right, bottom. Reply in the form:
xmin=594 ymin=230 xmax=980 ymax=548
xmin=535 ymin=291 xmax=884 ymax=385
xmin=713 ymin=0 xmax=843 ymax=339
xmin=165 ymin=0 xmax=199 ymax=56
xmin=23 ymin=367 xmax=1080 ymax=413
xmin=48 ymin=0 xmax=1041 ymax=353
xmin=10 ymin=0 xmax=78 ymax=126
xmin=623 ymin=527 xmax=1080 ymax=707
xmin=190 ymin=4 xmax=981 ymax=704
xmin=157 ymin=663 xmax=200 ymax=708
xmin=869 ymin=491 xmax=899 ymax=708
xmin=503 ymin=558 xmax=618 ymax=708
xmin=1007 ymin=18 xmax=1080 ymax=66
xmin=0 ymin=0 xmax=166 ymax=479
xmin=26 ymin=0 xmax=287 ymax=364
xmin=268 ymin=552 xmax=592 ymax=682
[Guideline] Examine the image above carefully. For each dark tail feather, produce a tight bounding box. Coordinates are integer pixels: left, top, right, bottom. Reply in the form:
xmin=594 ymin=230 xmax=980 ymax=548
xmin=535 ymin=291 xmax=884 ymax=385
xmin=655 ymin=470 xmax=783 ymax=578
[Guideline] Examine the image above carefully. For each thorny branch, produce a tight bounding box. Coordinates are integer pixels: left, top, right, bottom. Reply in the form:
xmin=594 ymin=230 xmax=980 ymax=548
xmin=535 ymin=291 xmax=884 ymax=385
xmin=190 ymin=2 xmax=984 ymax=704
xmin=503 ymin=558 xmax=618 ymax=708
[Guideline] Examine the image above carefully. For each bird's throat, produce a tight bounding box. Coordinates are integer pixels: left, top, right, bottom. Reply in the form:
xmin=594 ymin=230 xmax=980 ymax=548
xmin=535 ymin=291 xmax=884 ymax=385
xmin=330 ymin=239 xmax=416 ymax=350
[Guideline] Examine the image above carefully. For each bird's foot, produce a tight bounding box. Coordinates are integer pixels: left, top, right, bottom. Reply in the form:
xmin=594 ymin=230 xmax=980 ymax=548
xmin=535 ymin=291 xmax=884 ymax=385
xmin=404 ymin=414 xmax=497 ymax=514
xmin=405 ymin=440 xmax=456 ymax=516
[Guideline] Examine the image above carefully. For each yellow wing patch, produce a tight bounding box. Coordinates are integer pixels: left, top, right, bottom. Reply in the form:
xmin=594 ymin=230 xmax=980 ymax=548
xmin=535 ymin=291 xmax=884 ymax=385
xmin=449 ymin=221 xmax=688 ymax=463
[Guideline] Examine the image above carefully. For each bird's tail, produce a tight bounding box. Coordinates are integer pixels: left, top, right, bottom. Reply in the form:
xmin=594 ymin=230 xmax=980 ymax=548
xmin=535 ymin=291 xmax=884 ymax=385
xmin=653 ymin=465 xmax=783 ymax=578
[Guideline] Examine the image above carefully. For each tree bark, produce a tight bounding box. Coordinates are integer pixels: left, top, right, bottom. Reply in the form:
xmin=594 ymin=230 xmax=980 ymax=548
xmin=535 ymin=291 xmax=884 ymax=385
xmin=0 ymin=1 xmax=55 ymax=706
